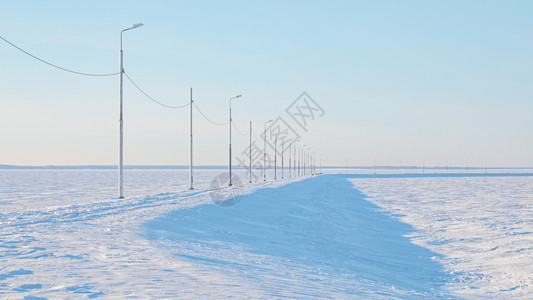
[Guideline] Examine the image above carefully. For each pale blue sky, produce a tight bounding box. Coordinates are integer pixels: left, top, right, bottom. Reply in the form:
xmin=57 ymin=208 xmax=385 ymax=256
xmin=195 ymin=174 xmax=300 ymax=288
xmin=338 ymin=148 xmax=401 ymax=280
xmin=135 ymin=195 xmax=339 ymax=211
xmin=1 ymin=1 xmax=532 ymax=167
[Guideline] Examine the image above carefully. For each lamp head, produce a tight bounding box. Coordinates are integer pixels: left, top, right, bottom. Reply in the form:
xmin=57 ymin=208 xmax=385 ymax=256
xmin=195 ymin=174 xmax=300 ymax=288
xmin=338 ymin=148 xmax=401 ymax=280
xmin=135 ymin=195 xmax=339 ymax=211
xmin=132 ymin=23 xmax=143 ymax=28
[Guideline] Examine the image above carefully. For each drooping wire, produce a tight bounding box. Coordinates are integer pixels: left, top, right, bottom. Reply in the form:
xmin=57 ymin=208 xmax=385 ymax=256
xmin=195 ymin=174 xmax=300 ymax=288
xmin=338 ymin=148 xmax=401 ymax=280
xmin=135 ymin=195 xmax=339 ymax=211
xmin=252 ymin=128 xmax=264 ymax=141
xmin=0 ymin=35 xmax=119 ymax=77
xmin=124 ymin=71 xmax=190 ymax=109
xmin=232 ymin=121 xmax=249 ymax=136
xmin=193 ymin=101 xmax=229 ymax=126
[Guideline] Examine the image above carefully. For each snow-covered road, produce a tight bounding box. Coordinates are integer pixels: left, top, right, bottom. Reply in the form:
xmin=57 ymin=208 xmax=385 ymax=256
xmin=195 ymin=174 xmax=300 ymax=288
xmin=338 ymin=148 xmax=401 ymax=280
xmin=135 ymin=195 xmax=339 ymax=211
xmin=144 ymin=174 xmax=448 ymax=298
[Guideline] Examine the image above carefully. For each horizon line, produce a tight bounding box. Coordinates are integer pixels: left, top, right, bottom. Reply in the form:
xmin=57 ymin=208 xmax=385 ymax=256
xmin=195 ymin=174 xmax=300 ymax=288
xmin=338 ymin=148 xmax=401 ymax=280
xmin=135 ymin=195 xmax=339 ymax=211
xmin=1 ymin=164 xmax=532 ymax=170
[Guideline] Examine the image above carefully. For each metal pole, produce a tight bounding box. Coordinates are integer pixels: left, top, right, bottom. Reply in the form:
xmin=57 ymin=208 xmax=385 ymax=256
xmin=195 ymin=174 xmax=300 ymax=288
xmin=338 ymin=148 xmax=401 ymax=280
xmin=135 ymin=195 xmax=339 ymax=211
xmin=249 ymin=121 xmax=252 ymax=183
xmin=263 ymin=120 xmax=272 ymax=181
xmin=294 ymin=142 xmax=297 ymax=176
xmin=281 ymin=138 xmax=284 ymax=179
xmin=119 ymin=34 xmax=124 ymax=199
xmin=263 ymin=122 xmax=266 ymax=181
xmin=229 ymin=98 xmax=232 ymax=186
xmin=298 ymin=147 xmax=300 ymax=176
xmin=289 ymin=142 xmax=291 ymax=178
xmin=228 ymin=95 xmax=242 ymax=186
xmin=274 ymin=134 xmax=277 ymax=180
xmin=297 ymin=142 xmax=299 ymax=176
xmin=304 ymin=151 xmax=306 ymax=176
xmin=189 ymin=88 xmax=193 ymax=189
xmin=118 ymin=23 xmax=143 ymax=200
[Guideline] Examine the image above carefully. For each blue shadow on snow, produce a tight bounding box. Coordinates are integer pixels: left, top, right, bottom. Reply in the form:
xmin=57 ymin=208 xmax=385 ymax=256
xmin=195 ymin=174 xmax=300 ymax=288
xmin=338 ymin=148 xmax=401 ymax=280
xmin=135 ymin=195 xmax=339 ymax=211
xmin=144 ymin=174 xmax=451 ymax=297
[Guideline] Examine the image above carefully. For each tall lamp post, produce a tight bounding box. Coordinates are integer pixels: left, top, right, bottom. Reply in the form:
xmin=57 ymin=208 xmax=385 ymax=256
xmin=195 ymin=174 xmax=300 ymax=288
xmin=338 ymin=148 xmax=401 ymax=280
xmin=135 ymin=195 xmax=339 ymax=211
xmin=119 ymin=22 xmax=143 ymax=199
xmin=274 ymin=134 xmax=277 ymax=180
xmin=294 ymin=139 xmax=300 ymax=177
xmin=189 ymin=88 xmax=193 ymax=189
xmin=281 ymin=137 xmax=284 ymax=179
xmin=229 ymin=94 xmax=242 ymax=186
xmin=263 ymin=119 xmax=273 ymax=181
xmin=311 ymin=151 xmax=315 ymax=175
xmin=303 ymin=144 xmax=307 ymax=176
xmin=249 ymin=121 xmax=252 ymax=183
xmin=288 ymin=141 xmax=291 ymax=178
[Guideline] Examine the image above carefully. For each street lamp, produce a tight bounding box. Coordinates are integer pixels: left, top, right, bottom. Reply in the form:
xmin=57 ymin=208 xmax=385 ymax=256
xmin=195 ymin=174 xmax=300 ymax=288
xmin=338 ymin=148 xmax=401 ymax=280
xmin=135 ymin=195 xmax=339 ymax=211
xmin=281 ymin=137 xmax=284 ymax=179
xmin=294 ymin=139 xmax=299 ymax=176
xmin=229 ymin=94 xmax=242 ymax=186
xmin=263 ymin=119 xmax=273 ymax=181
xmin=249 ymin=121 xmax=252 ymax=183
xmin=303 ymin=144 xmax=307 ymax=176
xmin=288 ymin=140 xmax=291 ymax=178
xmin=274 ymin=134 xmax=277 ymax=180
xmin=119 ymin=22 xmax=143 ymax=199
xmin=311 ymin=151 xmax=315 ymax=175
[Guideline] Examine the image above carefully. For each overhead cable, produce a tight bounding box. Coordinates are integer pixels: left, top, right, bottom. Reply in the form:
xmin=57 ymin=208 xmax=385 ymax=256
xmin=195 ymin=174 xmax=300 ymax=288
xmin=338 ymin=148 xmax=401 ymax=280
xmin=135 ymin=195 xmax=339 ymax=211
xmin=0 ymin=35 xmax=119 ymax=77
xmin=124 ymin=71 xmax=189 ymax=109
xmin=193 ymin=101 xmax=229 ymax=126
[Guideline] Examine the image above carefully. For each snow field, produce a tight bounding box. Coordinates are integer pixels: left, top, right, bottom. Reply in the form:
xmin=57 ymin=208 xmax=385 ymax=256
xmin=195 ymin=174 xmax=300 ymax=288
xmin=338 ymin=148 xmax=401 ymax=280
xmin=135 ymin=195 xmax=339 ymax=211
xmin=0 ymin=169 xmax=303 ymax=298
xmin=1 ymin=169 xmax=531 ymax=298
xmin=350 ymin=175 xmax=533 ymax=298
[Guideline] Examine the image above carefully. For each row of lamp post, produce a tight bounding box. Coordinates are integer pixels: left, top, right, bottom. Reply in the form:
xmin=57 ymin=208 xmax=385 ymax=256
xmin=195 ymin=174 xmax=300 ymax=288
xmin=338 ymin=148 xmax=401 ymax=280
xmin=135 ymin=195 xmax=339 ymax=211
xmin=261 ymin=132 xmax=317 ymax=182
xmin=118 ymin=22 xmax=317 ymax=198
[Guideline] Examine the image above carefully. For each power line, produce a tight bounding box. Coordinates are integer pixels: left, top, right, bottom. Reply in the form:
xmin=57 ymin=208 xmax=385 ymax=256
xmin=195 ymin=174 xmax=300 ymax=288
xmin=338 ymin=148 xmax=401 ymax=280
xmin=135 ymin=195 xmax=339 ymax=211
xmin=0 ymin=35 xmax=119 ymax=77
xmin=124 ymin=71 xmax=190 ymax=109
xmin=193 ymin=101 xmax=229 ymax=126
xmin=232 ymin=121 xmax=249 ymax=136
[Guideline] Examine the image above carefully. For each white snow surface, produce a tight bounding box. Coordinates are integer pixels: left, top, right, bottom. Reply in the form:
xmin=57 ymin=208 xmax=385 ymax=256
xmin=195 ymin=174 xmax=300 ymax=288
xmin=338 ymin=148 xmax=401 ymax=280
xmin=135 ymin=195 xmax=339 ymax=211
xmin=1 ymin=168 xmax=532 ymax=298
xmin=350 ymin=174 xmax=533 ymax=299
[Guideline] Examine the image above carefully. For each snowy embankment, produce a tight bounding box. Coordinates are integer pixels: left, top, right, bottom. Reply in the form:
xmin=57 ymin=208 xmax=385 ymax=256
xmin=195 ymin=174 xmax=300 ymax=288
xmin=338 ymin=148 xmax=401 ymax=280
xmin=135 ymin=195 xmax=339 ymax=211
xmin=1 ymin=169 xmax=532 ymax=298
